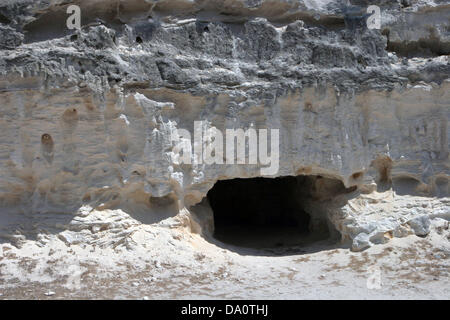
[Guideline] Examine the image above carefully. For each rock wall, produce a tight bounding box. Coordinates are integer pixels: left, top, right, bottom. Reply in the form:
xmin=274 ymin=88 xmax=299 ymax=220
xmin=0 ymin=0 xmax=448 ymax=250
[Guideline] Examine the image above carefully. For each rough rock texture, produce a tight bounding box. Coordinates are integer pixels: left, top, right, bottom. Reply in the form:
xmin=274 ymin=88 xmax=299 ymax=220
xmin=0 ymin=0 xmax=448 ymax=255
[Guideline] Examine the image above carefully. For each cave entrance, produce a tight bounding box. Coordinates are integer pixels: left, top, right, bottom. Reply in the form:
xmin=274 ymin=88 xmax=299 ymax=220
xmin=206 ymin=175 xmax=337 ymax=249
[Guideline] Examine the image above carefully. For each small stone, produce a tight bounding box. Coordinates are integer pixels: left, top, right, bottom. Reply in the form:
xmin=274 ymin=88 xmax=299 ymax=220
xmin=44 ymin=291 xmax=56 ymax=296
xmin=352 ymin=233 xmax=372 ymax=251
xmin=132 ymin=282 xmax=139 ymax=287
xmin=408 ymin=215 xmax=430 ymax=236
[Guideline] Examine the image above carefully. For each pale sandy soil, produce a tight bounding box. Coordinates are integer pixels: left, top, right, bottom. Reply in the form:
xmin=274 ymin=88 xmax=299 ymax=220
xmin=0 ymin=218 xmax=448 ymax=300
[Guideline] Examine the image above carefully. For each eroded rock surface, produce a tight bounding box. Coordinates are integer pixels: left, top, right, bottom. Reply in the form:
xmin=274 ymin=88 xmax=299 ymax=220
xmin=0 ymin=0 xmax=448 ymax=254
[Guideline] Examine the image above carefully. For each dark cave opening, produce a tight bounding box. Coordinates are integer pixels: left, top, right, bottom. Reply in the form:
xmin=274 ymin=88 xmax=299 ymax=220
xmin=206 ymin=176 xmax=336 ymax=249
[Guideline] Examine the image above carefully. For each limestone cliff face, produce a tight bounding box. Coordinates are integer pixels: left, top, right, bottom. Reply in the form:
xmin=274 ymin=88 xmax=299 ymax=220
xmin=0 ymin=0 xmax=448 ymax=250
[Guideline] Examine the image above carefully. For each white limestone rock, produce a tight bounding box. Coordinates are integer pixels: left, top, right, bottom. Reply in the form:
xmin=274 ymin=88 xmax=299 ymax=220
xmin=408 ymin=215 xmax=431 ymax=237
xmin=0 ymin=0 xmax=448 ymax=249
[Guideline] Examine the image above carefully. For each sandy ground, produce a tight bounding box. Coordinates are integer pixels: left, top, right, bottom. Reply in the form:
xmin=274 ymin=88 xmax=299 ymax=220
xmin=0 ymin=214 xmax=448 ymax=300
